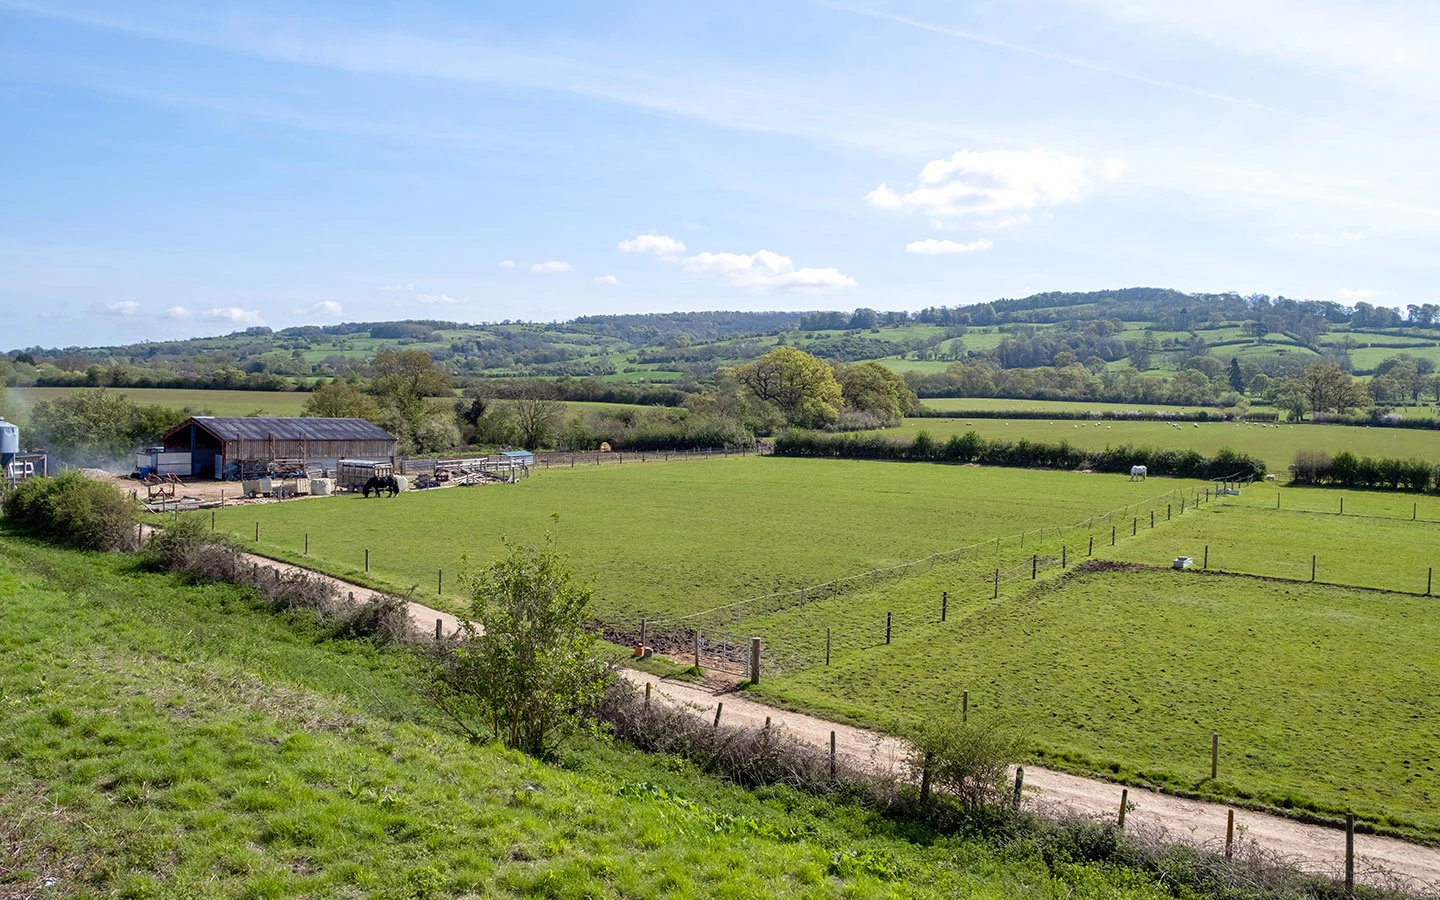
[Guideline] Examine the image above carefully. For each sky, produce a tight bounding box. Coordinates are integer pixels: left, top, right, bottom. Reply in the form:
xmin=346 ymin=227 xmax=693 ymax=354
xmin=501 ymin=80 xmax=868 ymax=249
xmin=1 ymin=0 xmax=1436 ymax=349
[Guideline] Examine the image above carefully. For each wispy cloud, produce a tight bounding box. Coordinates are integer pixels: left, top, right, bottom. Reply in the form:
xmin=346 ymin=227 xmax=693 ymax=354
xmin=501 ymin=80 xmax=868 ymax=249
xmin=379 ymin=283 xmax=414 ymax=292
xmin=530 ymin=260 xmax=572 ymax=273
xmin=202 ymin=307 xmax=264 ymax=326
xmin=620 ymin=233 xmax=856 ymax=293
xmin=498 ymin=260 xmax=515 ymax=268
xmin=299 ymin=300 xmax=343 ymax=317
xmin=619 ymin=234 xmax=686 ymax=257
xmin=905 ymin=238 xmax=994 ymax=255
xmin=593 ymin=274 xmax=619 ymax=285
xmin=104 ymin=300 xmax=140 ymax=315
xmin=415 ymin=293 xmax=459 ymax=305
xmin=867 ymin=149 xmax=1119 ymax=221
xmin=166 ymin=306 xmax=192 ymax=320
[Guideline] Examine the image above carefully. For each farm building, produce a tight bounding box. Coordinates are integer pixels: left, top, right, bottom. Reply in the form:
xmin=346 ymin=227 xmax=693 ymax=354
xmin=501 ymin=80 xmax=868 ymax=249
xmin=161 ymin=416 xmax=398 ymax=480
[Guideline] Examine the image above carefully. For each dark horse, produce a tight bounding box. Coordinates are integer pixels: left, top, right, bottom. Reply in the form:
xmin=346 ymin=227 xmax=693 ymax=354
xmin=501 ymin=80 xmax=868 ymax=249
xmin=362 ymin=475 xmax=400 ymax=498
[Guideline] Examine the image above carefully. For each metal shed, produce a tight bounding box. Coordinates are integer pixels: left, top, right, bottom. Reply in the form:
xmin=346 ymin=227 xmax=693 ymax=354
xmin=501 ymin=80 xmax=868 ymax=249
xmin=161 ymin=416 xmax=398 ymax=479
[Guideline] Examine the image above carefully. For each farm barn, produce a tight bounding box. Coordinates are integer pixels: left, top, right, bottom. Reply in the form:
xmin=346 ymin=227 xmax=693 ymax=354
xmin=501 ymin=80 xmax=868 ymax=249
xmin=161 ymin=416 xmax=398 ymax=480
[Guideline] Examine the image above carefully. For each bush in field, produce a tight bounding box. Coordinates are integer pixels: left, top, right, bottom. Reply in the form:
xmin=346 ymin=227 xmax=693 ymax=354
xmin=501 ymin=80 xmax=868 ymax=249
xmin=424 ymin=542 xmax=609 ymax=757
xmin=2 ymin=472 xmax=139 ymax=551
xmin=144 ymin=513 xmax=233 ymax=570
xmin=903 ymin=715 xmax=1024 ymax=811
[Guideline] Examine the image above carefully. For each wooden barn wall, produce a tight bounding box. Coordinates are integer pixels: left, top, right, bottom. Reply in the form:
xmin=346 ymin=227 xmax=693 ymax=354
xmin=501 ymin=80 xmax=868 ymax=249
xmin=227 ymin=439 xmax=398 ymax=459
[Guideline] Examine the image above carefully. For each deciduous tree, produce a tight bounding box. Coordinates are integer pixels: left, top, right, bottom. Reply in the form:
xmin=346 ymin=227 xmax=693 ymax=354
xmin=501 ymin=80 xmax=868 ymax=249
xmin=728 ymin=347 xmax=842 ymax=428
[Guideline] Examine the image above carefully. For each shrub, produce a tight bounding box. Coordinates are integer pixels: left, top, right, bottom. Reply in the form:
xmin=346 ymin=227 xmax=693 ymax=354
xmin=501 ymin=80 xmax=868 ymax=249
xmin=1 ymin=472 xmax=139 ymax=551
xmin=144 ymin=513 xmax=234 ymax=570
xmin=1290 ymin=451 xmax=1333 ymax=485
xmin=903 ymin=715 xmax=1024 ymax=811
xmin=424 ymin=542 xmax=610 ymax=757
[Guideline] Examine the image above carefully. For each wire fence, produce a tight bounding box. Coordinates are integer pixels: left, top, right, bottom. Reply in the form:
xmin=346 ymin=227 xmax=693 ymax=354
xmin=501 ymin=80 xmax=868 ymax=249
xmin=605 ymin=481 xmax=1243 ymax=677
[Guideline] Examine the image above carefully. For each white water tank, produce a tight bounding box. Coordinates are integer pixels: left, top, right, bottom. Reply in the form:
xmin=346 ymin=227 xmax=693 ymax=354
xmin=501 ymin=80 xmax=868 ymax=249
xmin=0 ymin=418 xmax=18 ymax=455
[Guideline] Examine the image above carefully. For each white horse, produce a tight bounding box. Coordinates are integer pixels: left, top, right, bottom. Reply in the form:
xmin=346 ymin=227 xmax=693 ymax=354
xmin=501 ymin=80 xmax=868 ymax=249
xmin=1129 ymin=465 xmax=1148 ymax=481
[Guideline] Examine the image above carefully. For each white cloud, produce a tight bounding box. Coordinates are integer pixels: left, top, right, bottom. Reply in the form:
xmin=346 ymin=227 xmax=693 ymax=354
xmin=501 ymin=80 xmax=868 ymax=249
xmin=681 ymin=250 xmax=857 ymax=293
xmin=300 ymin=300 xmax=343 ymax=317
xmin=202 ymin=307 xmax=265 ymax=326
xmin=593 ymin=274 xmax=619 ymax=285
xmin=530 ymin=260 xmax=573 ymax=273
xmin=379 ymin=283 xmax=414 ymax=292
xmin=905 ymin=238 xmax=995 ymax=255
xmin=166 ymin=306 xmax=193 ymax=320
xmin=105 ymin=300 xmax=141 ymax=315
xmin=498 ymin=260 xmax=515 ymax=268
xmin=619 ymin=234 xmax=687 ymax=257
xmin=866 ymin=149 xmax=1121 ymax=221
xmin=415 ymin=293 xmax=459 ymax=305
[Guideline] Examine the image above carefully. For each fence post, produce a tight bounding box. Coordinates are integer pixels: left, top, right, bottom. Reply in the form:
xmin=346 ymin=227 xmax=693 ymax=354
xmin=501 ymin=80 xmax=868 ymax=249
xmin=993 ymin=569 xmax=999 ymax=598
xmin=941 ymin=591 xmax=948 ymax=622
xmin=438 ymin=569 xmax=443 ymax=594
xmin=885 ymin=613 xmax=891 ymax=645
xmin=826 ymin=627 xmax=831 ymax=666
xmin=830 ymin=731 xmax=837 ymax=779
xmin=713 ymin=703 xmax=723 ymax=727
xmin=1088 ymin=536 xmax=1094 ymax=556
xmin=1062 ymin=546 xmax=1067 ymax=568
xmin=304 ymin=532 xmax=309 ymax=555
xmin=435 ymin=618 xmax=442 ymax=641
xmin=1181 ymin=498 xmax=1185 ymax=514
xmin=1203 ymin=545 xmax=1208 ymax=569
xmin=1345 ymin=813 xmax=1355 ymax=897
xmin=1312 ymin=555 xmax=1317 ymax=583
xmin=962 ymin=690 xmax=968 ymax=723
xmin=212 ymin=510 xmax=216 ymax=531
xmin=645 ymin=682 xmax=651 ymax=707
xmin=1211 ymin=731 xmax=1219 ymax=779
xmin=1012 ymin=767 xmax=1024 ymax=809
xmin=255 ymin=522 xmax=260 ymax=541
xmin=1150 ymin=511 xmax=1155 ymax=529
xmin=1133 ymin=517 xmax=1138 ymax=536
xmin=1117 ymin=788 xmax=1128 ymax=829
xmin=365 ymin=548 xmax=370 ymax=572
xmin=1112 ymin=525 xmax=1116 ymax=546
xmin=1032 ymin=554 xmax=1037 ymax=579
xmin=749 ymin=637 xmax=761 ymax=684
xmin=1429 ymin=568 xmax=1433 ymax=596
xmin=1167 ymin=504 xmax=1171 ymax=520
xmin=694 ymin=630 xmax=701 ymax=669
xmin=1225 ymin=809 xmax=1235 ymax=859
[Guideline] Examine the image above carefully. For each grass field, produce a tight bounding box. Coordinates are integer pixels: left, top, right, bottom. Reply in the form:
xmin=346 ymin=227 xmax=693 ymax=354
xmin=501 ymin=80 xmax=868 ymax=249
xmin=737 ymin=482 xmax=1440 ymax=839
xmin=875 ymin=417 xmax=1440 ymax=472
xmin=916 ymin=397 xmax=1249 ymax=415
xmin=6 ymin=386 xmax=312 ymax=419
xmin=210 ymin=457 xmax=1209 ymax=621
xmin=761 ymin=562 xmax=1440 ymax=838
xmin=2 ymin=538 xmax=1186 ymax=899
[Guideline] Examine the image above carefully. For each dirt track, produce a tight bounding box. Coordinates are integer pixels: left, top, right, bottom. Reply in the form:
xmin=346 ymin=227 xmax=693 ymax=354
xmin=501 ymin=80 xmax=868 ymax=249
xmin=231 ymin=544 xmax=1440 ymax=890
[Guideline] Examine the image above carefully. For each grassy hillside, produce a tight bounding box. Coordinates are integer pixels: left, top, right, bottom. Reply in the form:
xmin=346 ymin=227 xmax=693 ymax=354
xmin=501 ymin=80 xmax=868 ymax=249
xmin=1 ymin=536 xmax=1194 ymax=899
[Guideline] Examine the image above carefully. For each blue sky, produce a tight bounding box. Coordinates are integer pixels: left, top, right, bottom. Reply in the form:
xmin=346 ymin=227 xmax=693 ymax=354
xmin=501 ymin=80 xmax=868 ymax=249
xmin=1 ymin=0 xmax=1435 ymax=348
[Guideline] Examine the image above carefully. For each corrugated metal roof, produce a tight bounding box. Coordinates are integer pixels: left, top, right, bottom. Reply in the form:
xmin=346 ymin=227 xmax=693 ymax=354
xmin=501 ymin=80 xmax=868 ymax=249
xmin=166 ymin=417 xmax=396 ymax=443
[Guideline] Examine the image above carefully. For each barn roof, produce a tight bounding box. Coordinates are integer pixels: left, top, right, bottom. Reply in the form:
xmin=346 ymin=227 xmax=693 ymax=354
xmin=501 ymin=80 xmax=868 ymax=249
xmin=164 ymin=416 xmax=396 ymax=443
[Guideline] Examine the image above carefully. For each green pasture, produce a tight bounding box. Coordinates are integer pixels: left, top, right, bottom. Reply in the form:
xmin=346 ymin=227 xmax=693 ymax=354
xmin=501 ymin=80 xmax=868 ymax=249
xmin=6 ymin=386 xmax=311 ymax=419
xmin=916 ymin=397 xmax=1238 ymax=415
xmin=1 ymin=540 xmax=1163 ymax=899
xmin=1106 ymin=488 xmax=1440 ymax=594
xmin=762 ymin=561 xmax=1440 ymax=839
xmin=210 ymin=457 xmax=1205 ymax=621
xmin=876 ymin=417 xmax=1440 ymax=472
xmin=1350 ymin=345 xmax=1440 ymax=371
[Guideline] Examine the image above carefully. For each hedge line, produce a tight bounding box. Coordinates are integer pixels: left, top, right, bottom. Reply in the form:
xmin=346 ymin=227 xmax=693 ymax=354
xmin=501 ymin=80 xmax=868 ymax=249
xmin=910 ymin=407 xmax=1278 ymax=423
xmin=775 ymin=430 xmax=1267 ymax=480
xmin=1290 ymin=450 xmax=1438 ymax=492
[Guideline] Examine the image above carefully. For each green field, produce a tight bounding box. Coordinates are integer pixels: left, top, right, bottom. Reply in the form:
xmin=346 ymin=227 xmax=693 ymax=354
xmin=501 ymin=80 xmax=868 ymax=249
xmin=6 ymin=386 xmax=312 ymax=419
xmin=917 ymin=397 xmax=1247 ymax=415
xmin=763 ymin=563 xmax=1440 ymax=838
xmin=211 ymin=457 xmax=1207 ymax=622
xmin=3 ymin=538 xmax=1189 ymax=899
xmin=876 ymin=417 xmax=1440 ymax=473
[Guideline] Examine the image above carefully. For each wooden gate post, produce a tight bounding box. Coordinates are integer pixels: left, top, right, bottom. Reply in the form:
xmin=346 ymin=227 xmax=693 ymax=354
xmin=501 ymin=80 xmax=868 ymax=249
xmin=941 ymin=591 xmax=948 ymax=622
xmin=749 ymin=637 xmax=761 ymax=685
xmin=1225 ymin=809 xmax=1235 ymax=859
xmin=1345 ymin=813 xmax=1355 ymax=897
xmin=435 ymin=618 xmax=442 ymax=641
xmin=693 ymin=630 xmax=701 ymax=669
xmin=825 ymin=627 xmax=831 ymax=666
xmin=1117 ymin=788 xmax=1128 ymax=829
xmin=829 ymin=731 xmax=837 ymax=779
xmin=1211 ymin=731 xmax=1219 ymax=779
